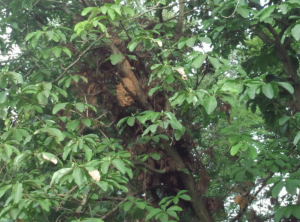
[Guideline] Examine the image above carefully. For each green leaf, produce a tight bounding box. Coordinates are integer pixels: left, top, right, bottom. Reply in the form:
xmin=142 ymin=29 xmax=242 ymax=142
xmin=262 ymin=83 xmax=274 ymax=99
xmin=272 ymin=181 xmax=284 ymax=198
xmin=0 ymin=185 xmax=12 ymax=199
xmin=230 ymin=143 xmax=242 ymax=155
xmin=247 ymin=85 xmax=258 ymax=99
xmin=167 ymin=206 xmax=182 ymax=211
xmin=112 ymin=159 xmax=126 ymax=174
xmin=150 ymin=153 xmax=161 ymax=160
xmin=169 ymin=121 xmax=182 ymax=130
xmin=123 ymin=201 xmax=134 ymax=211
xmin=148 ymin=87 xmax=160 ymax=97
xmin=293 ymin=132 xmax=300 ymax=145
xmin=10 ymin=22 xmax=18 ymax=29
xmin=208 ymin=56 xmax=221 ymax=69
xmin=53 ymin=102 xmax=68 ymax=114
xmin=96 ymin=181 xmax=108 ymax=191
xmin=0 ymin=92 xmax=7 ymax=103
xmin=157 ymin=212 xmax=168 ymax=222
xmin=11 ymin=72 xmax=23 ymax=84
xmin=165 ymin=75 xmax=175 ymax=84
xmin=101 ymin=162 xmax=110 ymax=174
xmin=237 ymin=6 xmax=250 ymax=18
xmin=0 ymin=109 xmax=7 ymax=120
xmin=135 ymin=201 xmax=146 ymax=209
xmin=192 ymin=54 xmax=206 ymax=69
xmin=12 ymin=183 xmax=22 ymax=204
xmin=38 ymin=128 xmax=65 ymax=142
xmin=285 ymin=179 xmax=298 ymax=195
xmin=101 ymin=6 xmax=108 ymax=14
xmin=81 ymin=7 xmax=95 ymax=16
xmin=52 ymin=47 xmax=62 ymax=58
xmin=179 ymin=194 xmax=191 ymax=201
xmin=107 ymin=9 xmax=115 ymax=20
xmin=278 ymin=4 xmax=289 ymax=14
xmin=248 ymin=146 xmax=257 ymax=159
xmin=279 ymin=116 xmax=290 ymax=125
xmin=198 ymin=37 xmax=211 ymax=44
xmin=166 ymin=210 xmax=178 ymax=219
xmin=291 ymin=24 xmax=300 ymax=41
xmin=127 ymin=117 xmax=135 ymax=126
xmin=292 ymin=205 xmax=300 ymax=219
xmin=174 ymin=128 xmax=185 ymax=141
xmin=0 ymin=206 xmax=13 ymax=218
xmin=98 ymin=22 xmax=107 ymax=32
xmin=128 ymin=41 xmax=139 ymax=52
xmin=276 ymin=82 xmax=294 ymax=94
xmin=73 ymin=168 xmax=84 ymax=186
xmin=145 ymin=208 xmax=163 ymax=220
xmin=274 ymin=207 xmax=286 ymax=222
xmin=178 ymin=41 xmax=186 ymax=49
xmin=75 ymin=102 xmax=85 ymax=112
xmin=123 ymin=6 xmax=134 ymax=16
xmin=247 ymin=168 xmax=262 ymax=176
xmin=25 ymin=32 xmax=36 ymax=41
xmin=110 ymin=54 xmax=122 ymax=65
xmin=62 ymin=47 xmax=72 ymax=57
xmin=50 ymin=168 xmax=73 ymax=185
xmin=117 ymin=117 xmax=128 ymax=127
xmin=82 ymin=118 xmax=92 ymax=127
xmin=112 ymin=5 xmax=121 ymax=15
xmin=33 ymin=105 xmax=43 ymax=113
xmin=203 ymin=96 xmax=217 ymax=114
xmin=186 ymin=37 xmax=196 ymax=47
xmin=66 ymin=120 xmax=80 ymax=131
xmin=260 ymin=5 xmax=276 ymax=22
xmin=37 ymin=199 xmax=50 ymax=212
xmin=84 ymin=146 xmax=93 ymax=161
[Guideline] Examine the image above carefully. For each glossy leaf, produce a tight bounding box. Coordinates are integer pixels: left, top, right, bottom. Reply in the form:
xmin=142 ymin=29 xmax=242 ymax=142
xmin=272 ymin=181 xmax=284 ymax=198
xmin=203 ymin=96 xmax=217 ymax=114
xmin=192 ymin=54 xmax=206 ymax=68
xmin=262 ymin=83 xmax=274 ymax=99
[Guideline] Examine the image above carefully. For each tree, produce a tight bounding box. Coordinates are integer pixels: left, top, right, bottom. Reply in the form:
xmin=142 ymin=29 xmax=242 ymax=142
xmin=0 ymin=0 xmax=300 ymax=221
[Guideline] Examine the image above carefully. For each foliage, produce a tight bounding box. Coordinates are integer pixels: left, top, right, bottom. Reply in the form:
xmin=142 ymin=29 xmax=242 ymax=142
xmin=0 ymin=0 xmax=300 ymax=221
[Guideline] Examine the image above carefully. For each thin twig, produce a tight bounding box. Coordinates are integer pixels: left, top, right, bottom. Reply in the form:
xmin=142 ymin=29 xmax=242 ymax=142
xmin=54 ymin=36 xmax=103 ymax=82
xmin=100 ymin=199 xmax=127 ymax=220
xmin=222 ymin=0 xmax=239 ymax=18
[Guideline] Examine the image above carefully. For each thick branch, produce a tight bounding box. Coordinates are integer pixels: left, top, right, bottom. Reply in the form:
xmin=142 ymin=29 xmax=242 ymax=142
xmin=250 ymin=26 xmax=274 ymax=46
xmin=161 ymin=139 xmax=213 ymax=222
xmin=109 ymin=42 xmax=153 ymax=111
xmin=175 ymin=0 xmax=185 ymax=40
xmin=109 ymin=39 xmax=212 ymax=221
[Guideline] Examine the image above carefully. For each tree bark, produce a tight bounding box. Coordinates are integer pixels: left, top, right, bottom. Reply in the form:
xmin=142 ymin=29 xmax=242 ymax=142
xmin=110 ymin=40 xmax=213 ymax=221
xmin=175 ymin=0 xmax=185 ymax=40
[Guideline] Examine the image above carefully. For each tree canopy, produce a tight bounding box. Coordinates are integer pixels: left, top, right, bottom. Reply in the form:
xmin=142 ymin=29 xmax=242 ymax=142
xmin=0 ymin=0 xmax=300 ymax=221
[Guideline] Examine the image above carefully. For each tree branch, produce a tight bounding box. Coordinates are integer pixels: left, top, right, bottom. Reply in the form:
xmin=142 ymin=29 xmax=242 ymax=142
xmin=100 ymin=199 xmax=127 ymax=220
xmin=109 ymin=41 xmax=154 ymax=111
xmin=175 ymin=0 xmax=185 ymax=40
xmin=230 ymin=173 xmax=274 ymax=222
xmin=133 ymin=161 xmax=167 ymax=174
xmin=54 ymin=36 xmax=103 ymax=82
